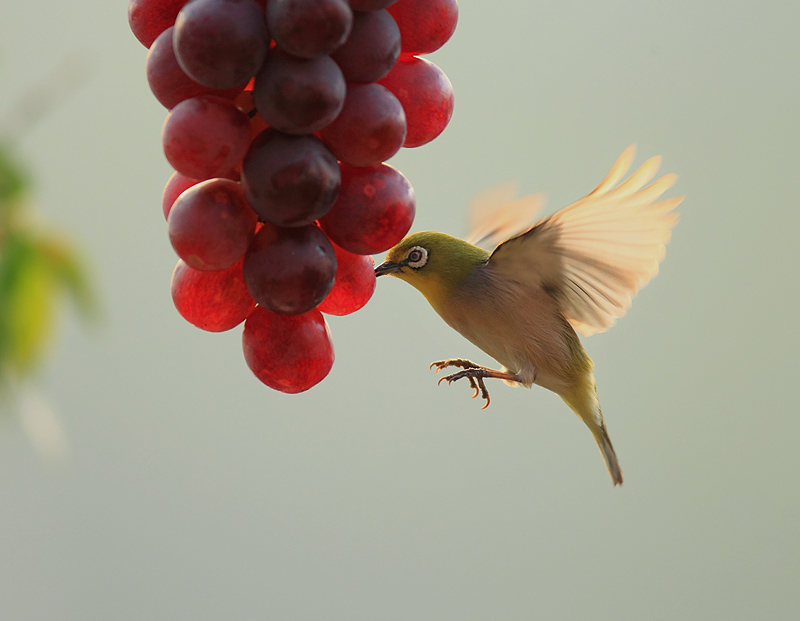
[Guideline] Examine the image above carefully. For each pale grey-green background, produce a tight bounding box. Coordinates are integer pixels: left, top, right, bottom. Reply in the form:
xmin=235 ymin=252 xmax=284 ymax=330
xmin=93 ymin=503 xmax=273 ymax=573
xmin=1 ymin=1 xmax=798 ymax=619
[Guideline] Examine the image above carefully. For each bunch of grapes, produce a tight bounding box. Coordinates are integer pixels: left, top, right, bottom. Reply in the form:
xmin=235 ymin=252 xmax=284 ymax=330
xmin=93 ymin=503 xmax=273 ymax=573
xmin=129 ymin=0 xmax=458 ymax=392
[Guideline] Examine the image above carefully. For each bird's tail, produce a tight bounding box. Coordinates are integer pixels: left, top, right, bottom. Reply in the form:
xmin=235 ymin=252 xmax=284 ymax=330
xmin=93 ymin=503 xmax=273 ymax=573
xmin=561 ymin=383 xmax=624 ymax=486
xmin=591 ymin=421 xmax=623 ymax=486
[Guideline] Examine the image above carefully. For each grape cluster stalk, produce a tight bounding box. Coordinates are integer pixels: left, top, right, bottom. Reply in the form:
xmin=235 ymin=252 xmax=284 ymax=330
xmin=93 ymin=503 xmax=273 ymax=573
xmin=129 ymin=0 xmax=458 ymax=392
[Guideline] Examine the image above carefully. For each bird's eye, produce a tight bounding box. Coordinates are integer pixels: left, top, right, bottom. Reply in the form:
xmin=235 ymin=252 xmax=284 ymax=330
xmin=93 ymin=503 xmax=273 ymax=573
xmin=406 ymin=246 xmax=428 ymax=268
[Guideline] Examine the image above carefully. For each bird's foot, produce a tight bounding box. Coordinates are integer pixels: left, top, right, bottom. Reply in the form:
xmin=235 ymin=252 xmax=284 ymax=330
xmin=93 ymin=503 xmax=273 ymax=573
xmin=430 ymin=360 xmax=518 ymax=410
xmin=429 ymin=358 xmax=484 ymax=374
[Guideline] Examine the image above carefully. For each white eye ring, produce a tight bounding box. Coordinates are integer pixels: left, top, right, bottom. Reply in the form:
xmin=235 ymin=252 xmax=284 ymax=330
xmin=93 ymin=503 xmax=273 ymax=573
xmin=406 ymin=246 xmax=428 ymax=268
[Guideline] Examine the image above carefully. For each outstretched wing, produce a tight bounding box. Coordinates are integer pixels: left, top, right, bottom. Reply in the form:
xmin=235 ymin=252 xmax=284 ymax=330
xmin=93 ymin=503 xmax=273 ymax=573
xmin=487 ymin=145 xmax=683 ymax=336
xmin=465 ymin=181 xmax=545 ymax=251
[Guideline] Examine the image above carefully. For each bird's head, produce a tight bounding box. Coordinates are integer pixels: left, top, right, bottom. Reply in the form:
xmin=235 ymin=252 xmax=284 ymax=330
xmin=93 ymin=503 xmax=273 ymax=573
xmin=375 ymin=231 xmax=490 ymax=306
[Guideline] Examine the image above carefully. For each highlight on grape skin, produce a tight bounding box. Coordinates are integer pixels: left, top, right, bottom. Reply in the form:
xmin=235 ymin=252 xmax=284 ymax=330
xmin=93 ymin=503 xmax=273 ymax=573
xmin=129 ymin=0 xmax=456 ymax=392
xmin=242 ymin=306 xmax=335 ymax=394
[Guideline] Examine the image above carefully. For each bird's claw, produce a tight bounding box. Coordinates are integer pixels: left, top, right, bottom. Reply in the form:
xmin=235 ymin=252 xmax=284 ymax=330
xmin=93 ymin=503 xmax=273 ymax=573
xmin=430 ymin=359 xmax=483 ymax=374
xmin=433 ymin=365 xmax=492 ymax=409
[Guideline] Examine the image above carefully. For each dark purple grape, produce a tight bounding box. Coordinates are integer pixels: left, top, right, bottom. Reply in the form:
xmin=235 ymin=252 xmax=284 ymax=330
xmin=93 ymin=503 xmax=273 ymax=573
xmin=147 ymin=26 xmax=243 ymax=109
xmin=243 ymin=223 xmax=337 ymax=315
xmin=349 ymin=0 xmax=398 ymax=9
xmin=174 ymin=0 xmax=269 ymax=90
xmin=330 ymin=9 xmax=400 ymax=83
xmin=241 ymin=130 xmax=340 ymax=227
xmin=318 ymin=83 xmax=406 ymax=167
xmin=267 ymin=0 xmax=352 ymax=59
xmin=253 ymin=49 xmax=346 ymax=134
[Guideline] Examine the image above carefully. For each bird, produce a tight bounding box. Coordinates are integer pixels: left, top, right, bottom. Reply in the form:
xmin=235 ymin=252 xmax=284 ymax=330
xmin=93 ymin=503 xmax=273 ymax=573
xmin=374 ymin=145 xmax=683 ymax=485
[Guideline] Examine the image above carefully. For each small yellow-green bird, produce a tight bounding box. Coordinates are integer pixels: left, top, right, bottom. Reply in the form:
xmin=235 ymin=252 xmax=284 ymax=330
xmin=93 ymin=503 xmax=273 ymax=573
xmin=375 ymin=146 xmax=682 ymax=485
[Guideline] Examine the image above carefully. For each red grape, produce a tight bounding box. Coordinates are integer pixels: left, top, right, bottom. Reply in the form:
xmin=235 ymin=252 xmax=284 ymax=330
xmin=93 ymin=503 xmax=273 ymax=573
xmin=388 ymin=0 xmax=458 ymax=55
xmin=174 ymin=0 xmax=270 ymax=90
xmin=162 ymin=95 xmax=252 ymax=180
xmin=253 ymin=49 xmax=346 ymax=135
xmin=131 ymin=0 xmax=457 ymax=394
xmin=171 ymin=258 xmax=256 ymax=331
xmin=330 ymin=9 xmax=400 ymax=83
xmin=162 ymin=171 xmax=201 ymax=220
xmin=128 ymin=0 xmax=188 ymax=48
xmin=243 ymin=223 xmax=337 ymax=315
xmin=268 ymin=0 xmax=353 ymax=59
xmin=147 ymin=26 xmax=244 ymax=110
xmin=162 ymin=169 xmax=240 ymax=219
xmin=241 ymin=130 xmax=340 ymax=227
xmin=318 ymin=83 xmax=406 ymax=167
xmin=379 ymin=56 xmax=454 ymax=147
xmin=168 ymin=178 xmax=258 ymax=270
xmin=319 ymin=163 xmax=415 ymax=254
xmin=242 ymin=306 xmax=334 ymax=393
xmin=318 ymin=243 xmax=376 ymax=315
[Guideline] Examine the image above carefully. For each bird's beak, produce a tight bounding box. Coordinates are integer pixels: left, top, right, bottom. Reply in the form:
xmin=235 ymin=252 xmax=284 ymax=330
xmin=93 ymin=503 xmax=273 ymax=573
xmin=375 ymin=260 xmax=403 ymax=277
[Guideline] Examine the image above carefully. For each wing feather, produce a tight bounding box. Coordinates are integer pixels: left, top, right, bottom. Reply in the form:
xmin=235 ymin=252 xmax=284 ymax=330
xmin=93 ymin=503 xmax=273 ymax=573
xmin=466 ymin=182 xmax=545 ymax=250
xmin=488 ymin=146 xmax=683 ymax=336
xmin=587 ymin=144 xmax=636 ymax=197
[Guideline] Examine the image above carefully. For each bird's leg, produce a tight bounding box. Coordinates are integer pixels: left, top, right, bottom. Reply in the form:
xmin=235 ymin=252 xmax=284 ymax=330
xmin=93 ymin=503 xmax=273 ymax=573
xmin=429 ymin=359 xmax=519 ymax=410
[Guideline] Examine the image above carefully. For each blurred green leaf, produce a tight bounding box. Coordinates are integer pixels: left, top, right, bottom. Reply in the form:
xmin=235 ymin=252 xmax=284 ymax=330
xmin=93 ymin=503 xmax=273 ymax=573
xmin=0 ymin=232 xmax=55 ymax=375
xmin=0 ymin=227 xmax=98 ymax=385
xmin=0 ymin=143 xmax=28 ymax=210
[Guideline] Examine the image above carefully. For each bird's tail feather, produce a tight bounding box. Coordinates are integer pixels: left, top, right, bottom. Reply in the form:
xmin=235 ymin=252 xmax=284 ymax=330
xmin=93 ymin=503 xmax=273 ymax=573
xmin=561 ymin=386 xmax=624 ymax=486
xmin=592 ymin=424 xmax=623 ymax=486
